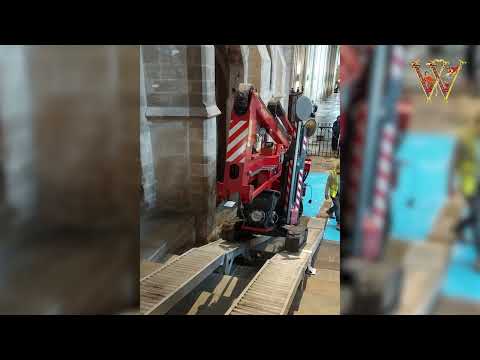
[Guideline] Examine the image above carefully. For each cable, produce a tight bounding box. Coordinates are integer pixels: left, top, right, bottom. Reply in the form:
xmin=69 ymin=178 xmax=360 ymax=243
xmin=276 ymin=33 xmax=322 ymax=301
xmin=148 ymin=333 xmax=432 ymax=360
xmin=305 ymin=184 xmax=314 ymax=204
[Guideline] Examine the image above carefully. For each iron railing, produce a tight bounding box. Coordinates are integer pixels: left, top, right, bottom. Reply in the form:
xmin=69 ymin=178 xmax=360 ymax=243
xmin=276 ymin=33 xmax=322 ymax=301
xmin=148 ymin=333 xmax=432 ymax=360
xmin=307 ymin=122 xmax=339 ymax=157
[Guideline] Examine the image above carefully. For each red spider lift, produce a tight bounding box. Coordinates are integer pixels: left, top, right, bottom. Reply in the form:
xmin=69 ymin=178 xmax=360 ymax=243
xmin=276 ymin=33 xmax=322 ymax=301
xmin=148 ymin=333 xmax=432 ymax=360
xmin=217 ymin=84 xmax=316 ymax=252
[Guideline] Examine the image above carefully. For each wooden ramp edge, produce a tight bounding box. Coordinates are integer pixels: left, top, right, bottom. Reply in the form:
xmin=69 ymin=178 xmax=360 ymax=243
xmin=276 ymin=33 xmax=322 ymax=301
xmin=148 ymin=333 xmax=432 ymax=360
xmin=226 ymin=216 xmax=327 ymax=315
xmin=140 ymin=240 xmax=243 ymax=315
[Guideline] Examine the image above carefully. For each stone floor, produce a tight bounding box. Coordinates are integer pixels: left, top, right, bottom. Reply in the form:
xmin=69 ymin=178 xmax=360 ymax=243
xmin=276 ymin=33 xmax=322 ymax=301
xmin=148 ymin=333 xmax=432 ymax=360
xmin=314 ymin=92 xmax=340 ymax=126
xmin=140 ymin=212 xmax=196 ymax=261
xmin=308 ymin=92 xmax=340 ymax=158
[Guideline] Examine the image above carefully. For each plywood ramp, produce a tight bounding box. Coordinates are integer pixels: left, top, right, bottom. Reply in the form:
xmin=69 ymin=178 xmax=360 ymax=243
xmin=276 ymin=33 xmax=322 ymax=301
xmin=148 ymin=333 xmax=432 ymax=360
xmin=226 ymin=217 xmax=327 ymax=315
xmin=140 ymin=240 xmax=243 ymax=315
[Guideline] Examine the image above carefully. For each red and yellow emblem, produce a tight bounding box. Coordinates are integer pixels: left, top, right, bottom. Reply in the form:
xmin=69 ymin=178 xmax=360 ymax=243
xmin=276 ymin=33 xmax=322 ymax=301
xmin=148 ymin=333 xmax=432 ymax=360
xmin=411 ymin=58 xmax=466 ymax=102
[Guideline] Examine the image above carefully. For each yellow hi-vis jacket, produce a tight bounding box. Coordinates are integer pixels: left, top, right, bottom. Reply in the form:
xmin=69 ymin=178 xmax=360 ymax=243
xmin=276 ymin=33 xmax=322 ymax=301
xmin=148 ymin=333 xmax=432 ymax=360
xmin=325 ymin=169 xmax=340 ymax=198
xmin=455 ymin=131 xmax=478 ymax=197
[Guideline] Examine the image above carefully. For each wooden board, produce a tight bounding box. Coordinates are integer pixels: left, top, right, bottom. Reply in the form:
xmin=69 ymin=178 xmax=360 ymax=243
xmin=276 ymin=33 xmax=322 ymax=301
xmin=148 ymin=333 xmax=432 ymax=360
xmin=433 ymin=296 xmax=480 ymax=315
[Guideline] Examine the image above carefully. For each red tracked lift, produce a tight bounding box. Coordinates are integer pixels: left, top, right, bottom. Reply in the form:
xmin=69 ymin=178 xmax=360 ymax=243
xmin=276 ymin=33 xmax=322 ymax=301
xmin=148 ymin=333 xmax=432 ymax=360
xmin=217 ymin=85 xmax=315 ymax=251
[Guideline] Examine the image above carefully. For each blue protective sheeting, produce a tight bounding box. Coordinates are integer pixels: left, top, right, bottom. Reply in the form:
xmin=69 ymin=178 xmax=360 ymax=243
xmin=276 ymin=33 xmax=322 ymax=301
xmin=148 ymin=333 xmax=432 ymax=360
xmin=303 ymin=172 xmax=328 ymax=218
xmin=390 ymin=133 xmax=456 ymax=241
xmin=324 ymin=217 xmax=340 ymax=242
xmin=303 ymin=171 xmax=340 ymax=242
xmin=442 ymin=243 xmax=480 ymax=302
xmin=388 ymin=133 xmax=479 ymax=303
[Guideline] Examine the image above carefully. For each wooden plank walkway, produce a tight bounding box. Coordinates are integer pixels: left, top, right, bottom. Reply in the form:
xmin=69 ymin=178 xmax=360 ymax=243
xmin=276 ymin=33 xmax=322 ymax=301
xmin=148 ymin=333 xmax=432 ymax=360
xmin=140 ymin=240 xmax=243 ymax=315
xmin=226 ymin=217 xmax=327 ymax=315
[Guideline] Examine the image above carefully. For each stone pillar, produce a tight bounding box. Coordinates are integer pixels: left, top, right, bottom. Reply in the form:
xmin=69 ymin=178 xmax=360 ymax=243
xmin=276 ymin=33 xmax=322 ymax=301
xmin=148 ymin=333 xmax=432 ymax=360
xmin=272 ymin=46 xmax=288 ymax=108
xmin=326 ymin=45 xmax=339 ymax=96
xmin=0 ymin=97 xmax=5 ymax=215
xmin=240 ymin=46 xmax=249 ymax=83
xmin=247 ymin=45 xmax=272 ymax=102
xmin=216 ymin=46 xmax=245 ymax=183
xmin=28 ymin=46 xmax=139 ymax=230
xmin=226 ymin=46 xmax=246 ymax=122
xmin=141 ymin=45 xmax=219 ymax=246
xmin=140 ymin=50 xmax=157 ymax=211
xmin=0 ymin=46 xmax=35 ymax=224
xmin=327 ymin=45 xmax=336 ymax=95
xmin=282 ymin=45 xmax=295 ymax=92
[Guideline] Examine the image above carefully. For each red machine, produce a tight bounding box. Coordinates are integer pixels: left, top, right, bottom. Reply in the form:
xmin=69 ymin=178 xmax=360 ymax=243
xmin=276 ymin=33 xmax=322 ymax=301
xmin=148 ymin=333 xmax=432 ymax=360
xmin=217 ymin=85 xmax=316 ymax=250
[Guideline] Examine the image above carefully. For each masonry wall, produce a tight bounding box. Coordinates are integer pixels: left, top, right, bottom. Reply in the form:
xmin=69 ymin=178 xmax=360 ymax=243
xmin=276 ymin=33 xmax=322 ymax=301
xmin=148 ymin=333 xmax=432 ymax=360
xmin=1 ymin=46 xmax=139 ymax=231
xmin=140 ymin=51 xmax=156 ymax=211
xmin=140 ymin=45 xmax=219 ymax=251
xmin=30 ymin=46 xmax=139 ymax=230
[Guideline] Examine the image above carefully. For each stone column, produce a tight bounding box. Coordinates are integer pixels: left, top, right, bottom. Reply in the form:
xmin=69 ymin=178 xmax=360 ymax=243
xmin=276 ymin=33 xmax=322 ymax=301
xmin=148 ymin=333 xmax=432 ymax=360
xmin=140 ymin=50 xmax=157 ymax=211
xmin=29 ymin=46 xmax=139 ymax=230
xmin=226 ymin=46 xmax=245 ymax=122
xmin=247 ymin=45 xmax=272 ymax=103
xmin=282 ymin=45 xmax=295 ymax=94
xmin=0 ymin=99 xmax=5 ymax=216
xmin=0 ymin=46 xmax=35 ymax=224
xmin=141 ymin=45 xmax=220 ymax=246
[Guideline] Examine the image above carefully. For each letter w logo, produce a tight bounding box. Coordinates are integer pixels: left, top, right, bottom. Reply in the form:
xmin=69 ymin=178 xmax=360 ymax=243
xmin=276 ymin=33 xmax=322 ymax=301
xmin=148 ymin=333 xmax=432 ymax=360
xmin=411 ymin=59 xmax=466 ymax=102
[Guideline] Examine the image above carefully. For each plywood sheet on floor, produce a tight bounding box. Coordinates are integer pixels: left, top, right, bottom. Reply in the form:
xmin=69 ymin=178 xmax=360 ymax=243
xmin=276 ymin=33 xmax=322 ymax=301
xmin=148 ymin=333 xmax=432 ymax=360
xmin=313 ymin=240 xmax=340 ymax=271
xmin=294 ymin=240 xmax=340 ymax=315
xmin=395 ymin=241 xmax=450 ymax=315
xmin=433 ymin=296 xmax=480 ymax=315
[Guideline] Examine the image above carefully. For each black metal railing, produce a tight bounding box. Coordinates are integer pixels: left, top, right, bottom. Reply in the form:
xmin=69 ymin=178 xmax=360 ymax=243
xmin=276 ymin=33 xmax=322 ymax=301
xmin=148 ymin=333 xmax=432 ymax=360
xmin=307 ymin=123 xmax=339 ymax=158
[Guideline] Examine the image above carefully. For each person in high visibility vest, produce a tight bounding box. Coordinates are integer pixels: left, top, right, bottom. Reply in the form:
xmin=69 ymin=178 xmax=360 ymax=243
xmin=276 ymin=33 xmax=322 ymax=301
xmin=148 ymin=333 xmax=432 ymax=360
xmin=451 ymin=112 xmax=480 ymax=271
xmin=325 ymin=160 xmax=341 ymax=231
